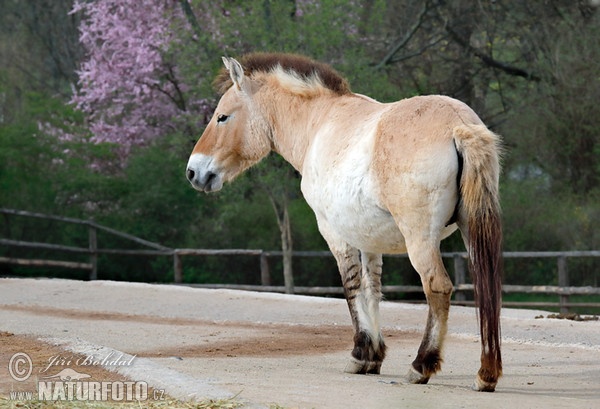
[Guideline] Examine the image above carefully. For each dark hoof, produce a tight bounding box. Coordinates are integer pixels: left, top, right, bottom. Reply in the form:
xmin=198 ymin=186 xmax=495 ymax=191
xmin=407 ymin=367 xmax=430 ymax=384
xmin=344 ymin=358 xmax=383 ymax=375
xmin=472 ymin=376 xmax=497 ymax=392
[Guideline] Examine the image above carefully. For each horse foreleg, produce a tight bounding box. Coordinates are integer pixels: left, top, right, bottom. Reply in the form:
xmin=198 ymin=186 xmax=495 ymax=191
xmin=406 ymin=244 xmax=453 ymax=384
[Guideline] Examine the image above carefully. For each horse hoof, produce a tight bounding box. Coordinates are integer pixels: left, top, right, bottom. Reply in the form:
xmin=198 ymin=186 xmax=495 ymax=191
xmin=406 ymin=367 xmax=430 ymax=384
xmin=344 ymin=358 xmax=382 ymax=374
xmin=471 ymin=376 xmax=497 ymax=392
xmin=344 ymin=358 xmax=367 ymax=374
xmin=366 ymin=361 xmax=382 ymax=375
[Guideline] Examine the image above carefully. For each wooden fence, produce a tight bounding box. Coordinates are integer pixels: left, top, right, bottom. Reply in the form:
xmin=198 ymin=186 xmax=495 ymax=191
xmin=1 ymin=208 xmax=599 ymax=313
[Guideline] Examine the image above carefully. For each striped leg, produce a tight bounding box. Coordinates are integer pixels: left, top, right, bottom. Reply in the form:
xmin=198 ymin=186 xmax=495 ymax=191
xmin=316 ymin=219 xmax=386 ymax=374
xmin=333 ymin=248 xmax=386 ymax=374
xmin=354 ymin=251 xmax=387 ymax=374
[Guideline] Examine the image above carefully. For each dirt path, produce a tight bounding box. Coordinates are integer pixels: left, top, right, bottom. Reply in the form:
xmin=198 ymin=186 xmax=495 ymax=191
xmin=1 ymin=278 xmax=599 ymax=408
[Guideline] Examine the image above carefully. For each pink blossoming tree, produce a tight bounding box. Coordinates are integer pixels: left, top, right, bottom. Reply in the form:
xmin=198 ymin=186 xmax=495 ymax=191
xmin=70 ymin=0 xmax=210 ymax=158
xmin=69 ymin=0 xmax=366 ymax=291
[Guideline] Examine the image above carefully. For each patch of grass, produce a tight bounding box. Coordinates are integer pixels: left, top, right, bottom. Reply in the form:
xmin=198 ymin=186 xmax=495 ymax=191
xmin=0 ymin=397 xmax=244 ymax=409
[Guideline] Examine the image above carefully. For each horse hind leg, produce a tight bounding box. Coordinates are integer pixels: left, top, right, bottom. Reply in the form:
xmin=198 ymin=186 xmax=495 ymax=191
xmin=336 ymin=249 xmax=386 ymax=374
xmin=405 ymin=241 xmax=453 ymax=384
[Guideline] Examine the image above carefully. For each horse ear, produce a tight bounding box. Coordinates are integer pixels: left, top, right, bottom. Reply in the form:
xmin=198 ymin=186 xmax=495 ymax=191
xmin=222 ymin=57 xmax=245 ymax=91
xmin=221 ymin=56 xmax=231 ymax=71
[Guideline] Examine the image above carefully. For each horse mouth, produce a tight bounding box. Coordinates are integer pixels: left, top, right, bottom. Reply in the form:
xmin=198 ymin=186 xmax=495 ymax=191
xmin=187 ymin=169 xmax=223 ymax=192
xmin=186 ymin=154 xmax=224 ymax=192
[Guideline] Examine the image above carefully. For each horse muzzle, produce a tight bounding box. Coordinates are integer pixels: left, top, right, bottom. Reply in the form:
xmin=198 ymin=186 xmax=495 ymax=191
xmin=186 ymin=154 xmax=224 ymax=192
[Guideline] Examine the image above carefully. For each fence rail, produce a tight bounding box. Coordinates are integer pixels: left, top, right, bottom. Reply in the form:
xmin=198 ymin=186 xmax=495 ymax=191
xmin=1 ymin=208 xmax=599 ymax=313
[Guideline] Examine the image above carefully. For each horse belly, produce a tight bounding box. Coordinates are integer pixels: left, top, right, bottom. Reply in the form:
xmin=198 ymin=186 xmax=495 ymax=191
xmin=326 ymin=198 xmax=407 ymax=254
xmin=302 ymin=152 xmax=407 ymax=254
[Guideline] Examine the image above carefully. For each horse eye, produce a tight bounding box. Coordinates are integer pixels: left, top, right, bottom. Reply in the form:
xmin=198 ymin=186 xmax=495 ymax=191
xmin=216 ymin=114 xmax=229 ymax=123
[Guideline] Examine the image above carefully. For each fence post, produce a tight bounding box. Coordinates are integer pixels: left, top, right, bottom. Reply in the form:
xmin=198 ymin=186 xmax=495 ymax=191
xmin=173 ymin=251 xmax=183 ymax=284
xmin=558 ymin=256 xmax=569 ymax=314
xmin=453 ymin=253 xmax=467 ymax=302
xmin=260 ymin=252 xmax=271 ymax=286
xmin=88 ymin=224 xmax=97 ymax=280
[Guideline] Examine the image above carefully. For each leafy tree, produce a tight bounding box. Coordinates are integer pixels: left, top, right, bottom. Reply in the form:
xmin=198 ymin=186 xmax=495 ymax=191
xmin=0 ymin=0 xmax=82 ymax=122
xmin=0 ymin=92 xmax=105 ymax=213
xmin=178 ymin=0 xmax=384 ymax=290
xmin=510 ymin=13 xmax=600 ymax=195
xmin=3 ymin=0 xmax=599 ymax=292
xmin=365 ymin=1 xmax=599 ymax=251
xmin=0 ymin=92 xmax=116 ymax=278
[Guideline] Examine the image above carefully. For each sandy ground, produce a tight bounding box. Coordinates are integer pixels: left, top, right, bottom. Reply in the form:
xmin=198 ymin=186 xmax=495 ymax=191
xmin=0 ymin=277 xmax=599 ymax=408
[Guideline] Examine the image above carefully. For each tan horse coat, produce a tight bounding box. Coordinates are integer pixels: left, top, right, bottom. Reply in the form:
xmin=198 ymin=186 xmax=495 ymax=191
xmin=187 ymin=53 xmax=503 ymax=392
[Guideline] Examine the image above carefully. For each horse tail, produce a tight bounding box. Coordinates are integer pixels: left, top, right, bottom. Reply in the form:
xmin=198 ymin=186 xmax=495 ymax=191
xmin=453 ymin=123 xmax=503 ymax=389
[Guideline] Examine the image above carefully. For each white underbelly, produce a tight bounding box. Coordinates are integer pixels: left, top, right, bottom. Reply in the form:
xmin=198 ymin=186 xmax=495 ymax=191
xmin=323 ymin=199 xmax=407 ymax=254
xmin=301 ymin=165 xmax=408 ymax=254
xmin=301 ymin=119 xmax=410 ymax=254
xmin=303 ymin=181 xmax=457 ymax=254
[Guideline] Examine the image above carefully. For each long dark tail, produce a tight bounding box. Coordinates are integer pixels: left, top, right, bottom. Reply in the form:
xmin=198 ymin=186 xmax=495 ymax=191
xmin=453 ymin=124 xmax=503 ymax=385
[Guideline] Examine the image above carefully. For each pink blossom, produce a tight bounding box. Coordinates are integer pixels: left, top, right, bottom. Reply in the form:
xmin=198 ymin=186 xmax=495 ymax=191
xmin=70 ymin=0 xmax=206 ymax=155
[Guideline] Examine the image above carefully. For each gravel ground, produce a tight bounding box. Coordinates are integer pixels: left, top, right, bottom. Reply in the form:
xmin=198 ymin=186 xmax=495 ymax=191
xmin=1 ymin=277 xmax=599 ymax=408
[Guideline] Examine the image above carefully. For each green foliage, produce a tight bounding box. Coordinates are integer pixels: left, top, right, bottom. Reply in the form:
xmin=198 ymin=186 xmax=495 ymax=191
xmin=1 ymin=93 xmax=98 ymax=214
xmin=502 ymin=180 xmax=600 ymax=252
xmin=0 ymin=93 xmax=113 ymax=279
xmin=101 ymin=138 xmax=205 ymax=246
xmin=507 ymin=35 xmax=600 ymax=196
xmin=1 ymin=1 xmax=599 ymax=312
xmin=503 ymin=293 xmax=600 ymax=315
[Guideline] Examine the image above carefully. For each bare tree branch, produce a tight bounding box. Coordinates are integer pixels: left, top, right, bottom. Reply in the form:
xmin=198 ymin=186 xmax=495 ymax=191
xmin=445 ymin=24 xmax=541 ymax=82
xmin=178 ymin=0 xmax=202 ymax=38
xmin=375 ymin=0 xmax=433 ymax=69
xmin=389 ymin=35 xmax=445 ymax=63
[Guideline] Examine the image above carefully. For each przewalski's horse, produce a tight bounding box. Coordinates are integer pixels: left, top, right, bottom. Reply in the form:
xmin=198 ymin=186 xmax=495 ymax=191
xmin=187 ymin=53 xmax=503 ymax=392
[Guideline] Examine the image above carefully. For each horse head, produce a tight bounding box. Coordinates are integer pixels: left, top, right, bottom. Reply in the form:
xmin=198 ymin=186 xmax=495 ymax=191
xmin=187 ymin=57 xmax=271 ymax=192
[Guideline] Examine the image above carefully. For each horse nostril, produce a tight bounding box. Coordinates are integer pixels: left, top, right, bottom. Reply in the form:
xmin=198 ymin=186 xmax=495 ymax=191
xmin=205 ymin=172 xmax=216 ymax=186
xmin=186 ymin=168 xmax=195 ymax=181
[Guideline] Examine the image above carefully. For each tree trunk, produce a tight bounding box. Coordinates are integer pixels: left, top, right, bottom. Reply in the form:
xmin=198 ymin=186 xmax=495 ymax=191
xmin=267 ymin=191 xmax=294 ymax=294
xmin=280 ymin=203 xmax=294 ymax=294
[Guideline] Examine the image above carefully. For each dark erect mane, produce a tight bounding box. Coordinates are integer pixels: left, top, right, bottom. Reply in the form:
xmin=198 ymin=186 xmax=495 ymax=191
xmin=213 ymin=52 xmax=352 ymax=95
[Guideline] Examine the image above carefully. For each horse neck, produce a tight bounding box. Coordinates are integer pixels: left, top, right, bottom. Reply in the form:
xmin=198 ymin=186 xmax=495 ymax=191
xmin=257 ymin=90 xmax=342 ymax=173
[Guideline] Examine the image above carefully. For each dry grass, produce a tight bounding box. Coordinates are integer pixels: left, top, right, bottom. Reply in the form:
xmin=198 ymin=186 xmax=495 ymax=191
xmin=0 ymin=396 xmax=244 ymax=409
